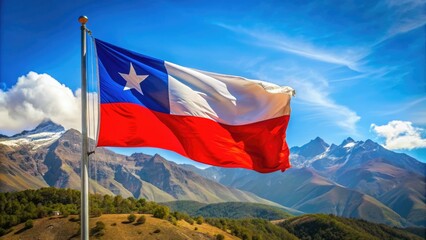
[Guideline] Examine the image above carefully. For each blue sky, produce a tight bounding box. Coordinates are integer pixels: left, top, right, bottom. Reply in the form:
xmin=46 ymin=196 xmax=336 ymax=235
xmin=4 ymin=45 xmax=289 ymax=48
xmin=1 ymin=0 xmax=425 ymax=164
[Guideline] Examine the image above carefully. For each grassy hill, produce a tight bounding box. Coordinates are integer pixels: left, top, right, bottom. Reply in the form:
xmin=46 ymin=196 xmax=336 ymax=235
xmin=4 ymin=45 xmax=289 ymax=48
xmin=207 ymin=218 xmax=298 ymax=240
xmin=216 ymin=167 xmax=406 ymax=227
xmin=163 ymin=200 xmax=295 ymax=220
xmin=1 ymin=188 xmax=423 ymax=240
xmin=0 ymin=214 xmax=238 ymax=240
xmin=278 ymin=214 xmax=424 ymax=240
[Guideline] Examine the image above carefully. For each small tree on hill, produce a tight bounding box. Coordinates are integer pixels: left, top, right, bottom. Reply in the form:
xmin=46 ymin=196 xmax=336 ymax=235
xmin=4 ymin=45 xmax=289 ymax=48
xmin=216 ymin=234 xmax=225 ymax=240
xmin=195 ymin=216 xmax=204 ymax=225
xmin=136 ymin=215 xmax=146 ymax=225
xmin=90 ymin=221 xmax=105 ymax=237
xmin=128 ymin=214 xmax=136 ymax=223
xmin=153 ymin=206 xmax=169 ymax=219
xmin=24 ymin=219 xmax=33 ymax=229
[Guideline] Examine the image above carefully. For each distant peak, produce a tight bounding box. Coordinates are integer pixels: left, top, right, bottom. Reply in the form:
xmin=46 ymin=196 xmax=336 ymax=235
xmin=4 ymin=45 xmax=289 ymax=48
xmin=310 ymin=137 xmax=329 ymax=146
xmin=296 ymin=137 xmax=330 ymax=158
xmin=11 ymin=119 xmax=65 ymax=138
xmin=34 ymin=119 xmax=65 ymax=133
xmin=152 ymin=153 xmax=167 ymax=162
xmin=130 ymin=152 xmax=153 ymax=162
xmin=363 ymin=139 xmax=378 ymax=147
xmin=340 ymin=137 xmax=355 ymax=146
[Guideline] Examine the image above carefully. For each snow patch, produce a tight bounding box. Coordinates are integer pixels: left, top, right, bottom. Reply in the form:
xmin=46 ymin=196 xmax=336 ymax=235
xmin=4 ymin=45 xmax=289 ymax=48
xmin=344 ymin=142 xmax=356 ymax=148
xmin=0 ymin=131 xmax=64 ymax=149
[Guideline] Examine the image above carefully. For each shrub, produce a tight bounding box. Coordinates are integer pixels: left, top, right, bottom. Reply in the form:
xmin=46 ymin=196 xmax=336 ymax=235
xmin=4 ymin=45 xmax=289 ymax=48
xmin=127 ymin=214 xmax=136 ymax=223
xmin=95 ymin=221 xmax=105 ymax=230
xmin=24 ymin=219 xmax=33 ymax=229
xmin=153 ymin=206 xmax=169 ymax=219
xmin=62 ymin=211 xmax=69 ymax=218
xmin=185 ymin=217 xmax=194 ymax=225
xmin=0 ymin=227 xmax=6 ymax=236
xmin=90 ymin=208 xmax=102 ymax=218
xmin=69 ymin=216 xmax=79 ymax=222
xmin=136 ymin=215 xmax=146 ymax=225
xmin=111 ymin=223 xmax=117 ymax=226
xmin=93 ymin=229 xmax=105 ymax=237
xmin=90 ymin=221 xmax=105 ymax=236
xmin=167 ymin=215 xmax=177 ymax=225
xmin=195 ymin=216 xmax=204 ymax=225
xmin=216 ymin=234 xmax=225 ymax=240
xmin=252 ymin=235 xmax=262 ymax=240
xmin=153 ymin=229 xmax=161 ymax=233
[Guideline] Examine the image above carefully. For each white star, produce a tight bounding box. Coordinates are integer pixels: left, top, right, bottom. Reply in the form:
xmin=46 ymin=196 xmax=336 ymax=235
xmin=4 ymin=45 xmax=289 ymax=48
xmin=119 ymin=63 xmax=149 ymax=95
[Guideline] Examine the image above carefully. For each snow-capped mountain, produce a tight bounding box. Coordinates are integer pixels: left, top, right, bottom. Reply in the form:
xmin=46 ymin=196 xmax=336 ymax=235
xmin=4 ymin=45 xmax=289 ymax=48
xmin=290 ymin=137 xmax=424 ymax=177
xmin=0 ymin=120 xmax=281 ymax=208
xmin=0 ymin=119 xmax=65 ymax=149
xmin=190 ymin=137 xmax=426 ymax=227
xmin=1 ymin=120 xmax=425 ymax=227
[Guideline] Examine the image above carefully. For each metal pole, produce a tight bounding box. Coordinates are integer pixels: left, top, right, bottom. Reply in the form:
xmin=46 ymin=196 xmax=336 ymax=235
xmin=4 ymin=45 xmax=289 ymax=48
xmin=78 ymin=15 xmax=89 ymax=240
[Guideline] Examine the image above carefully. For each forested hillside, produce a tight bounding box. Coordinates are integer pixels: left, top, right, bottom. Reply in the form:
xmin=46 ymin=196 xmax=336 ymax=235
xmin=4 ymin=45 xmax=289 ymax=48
xmin=1 ymin=188 xmax=423 ymax=239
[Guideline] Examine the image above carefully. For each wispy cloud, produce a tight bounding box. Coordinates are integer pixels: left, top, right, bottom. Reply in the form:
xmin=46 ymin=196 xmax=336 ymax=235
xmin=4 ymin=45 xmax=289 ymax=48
xmin=290 ymin=73 xmax=361 ymax=134
xmin=371 ymin=120 xmax=426 ymax=150
xmin=329 ymin=67 xmax=394 ymax=83
xmin=214 ymin=6 xmax=424 ymax=136
xmin=376 ymin=0 xmax=426 ymax=43
xmin=215 ymin=23 xmax=362 ymax=135
xmin=216 ymin=23 xmax=367 ymax=72
xmin=375 ymin=96 xmax=426 ymax=116
xmin=253 ymin=65 xmax=361 ymax=135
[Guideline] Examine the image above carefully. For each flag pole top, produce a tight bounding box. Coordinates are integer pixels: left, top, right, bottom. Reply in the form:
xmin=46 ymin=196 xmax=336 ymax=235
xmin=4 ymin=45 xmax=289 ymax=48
xmin=78 ymin=16 xmax=88 ymax=25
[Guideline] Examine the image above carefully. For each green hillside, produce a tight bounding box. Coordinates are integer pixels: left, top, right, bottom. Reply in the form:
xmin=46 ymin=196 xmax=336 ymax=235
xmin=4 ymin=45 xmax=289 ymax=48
xmin=163 ymin=200 xmax=293 ymax=220
xmin=279 ymin=214 xmax=423 ymax=240
xmin=207 ymin=218 xmax=298 ymax=240
xmin=162 ymin=200 xmax=208 ymax=215
xmin=1 ymin=187 xmax=423 ymax=240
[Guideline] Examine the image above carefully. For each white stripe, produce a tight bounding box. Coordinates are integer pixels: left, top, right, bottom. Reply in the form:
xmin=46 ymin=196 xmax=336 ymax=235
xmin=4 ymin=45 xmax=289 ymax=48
xmin=165 ymin=61 xmax=294 ymax=125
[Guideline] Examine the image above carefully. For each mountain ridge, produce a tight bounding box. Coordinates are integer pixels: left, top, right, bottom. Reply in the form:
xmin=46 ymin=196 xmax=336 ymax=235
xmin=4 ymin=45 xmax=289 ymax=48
xmin=0 ymin=121 xmax=425 ymax=227
xmin=0 ymin=121 xmax=284 ymax=208
xmin=194 ymin=137 xmax=425 ymax=227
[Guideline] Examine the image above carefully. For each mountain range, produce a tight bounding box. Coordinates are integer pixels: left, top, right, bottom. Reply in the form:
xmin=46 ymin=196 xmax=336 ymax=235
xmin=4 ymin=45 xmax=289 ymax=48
xmin=0 ymin=120 xmax=425 ymax=227
xmin=183 ymin=136 xmax=425 ymax=227
xmin=0 ymin=120 xmax=277 ymax=206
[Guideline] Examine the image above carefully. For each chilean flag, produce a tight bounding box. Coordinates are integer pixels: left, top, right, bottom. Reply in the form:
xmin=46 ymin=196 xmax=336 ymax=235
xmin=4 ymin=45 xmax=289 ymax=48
xmin=95 ymin=39 xmax=294 ymax=173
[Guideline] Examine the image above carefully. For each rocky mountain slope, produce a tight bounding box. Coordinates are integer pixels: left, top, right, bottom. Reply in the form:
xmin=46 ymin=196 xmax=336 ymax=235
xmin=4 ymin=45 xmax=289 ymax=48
xmin=1 ymin=120 xmax=425 ymax=227
xmin=188 ymin=137 xmax=426 ymax=227
xmin=0 ymin=120 xmax=280 ymax=206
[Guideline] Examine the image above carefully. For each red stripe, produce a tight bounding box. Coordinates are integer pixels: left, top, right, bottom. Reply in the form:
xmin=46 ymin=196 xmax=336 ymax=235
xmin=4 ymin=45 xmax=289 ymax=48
xmin=97 ymin=103 xmax=291 ymax=173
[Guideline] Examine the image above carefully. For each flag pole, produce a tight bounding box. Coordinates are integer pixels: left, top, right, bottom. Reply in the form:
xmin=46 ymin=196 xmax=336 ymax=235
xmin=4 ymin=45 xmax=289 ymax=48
xmin=78 ymin=15 xmax=89 ymax=240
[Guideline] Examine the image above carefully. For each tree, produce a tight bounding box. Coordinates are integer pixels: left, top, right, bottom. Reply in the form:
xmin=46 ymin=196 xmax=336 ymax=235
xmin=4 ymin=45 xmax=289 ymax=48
xmin=95 ymin=221 xmax=105 ymax=230
xmin=127 ymin=214 xmax=136 ymax=223
xmin=195 ymin=216 xmax=204 ymax=225
xmin=90 ymin=221 xmax=105 ymax=237
xmin=136 ymin=215 xmax=146 ymax=225
xmin=90 ymin=207 xmax=102 ymax=218
xmin=216 ymin=233 xmax=225 ymax=240
xmin=24 ymin=219 xmax=33 ymax=229
xmin=153 ymin=206 xmax=169 ymax=219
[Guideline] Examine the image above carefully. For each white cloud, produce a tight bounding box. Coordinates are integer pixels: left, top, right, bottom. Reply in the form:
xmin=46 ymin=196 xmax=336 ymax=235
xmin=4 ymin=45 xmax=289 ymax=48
xmin=0 ymin=72 xmax=98 ymax=137
xmin=371 ymin=120 xmax=426 ymax=150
